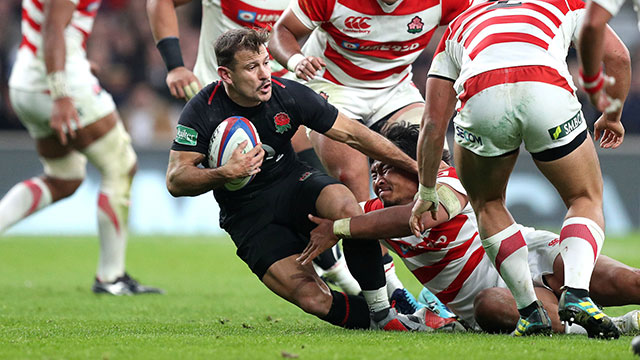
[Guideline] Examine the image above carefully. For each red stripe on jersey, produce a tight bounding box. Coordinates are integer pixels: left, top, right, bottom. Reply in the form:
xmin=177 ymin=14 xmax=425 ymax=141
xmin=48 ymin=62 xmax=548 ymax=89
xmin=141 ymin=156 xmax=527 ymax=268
xmin=20 ymin=35 xmax=37 ymax=54
xmin=72 ymin=24 xmax=90 ymax=49
xmin=337 ymin=0 xmax=441 ymax=16
xmin=24 ymin=179 xmax=43 ymax=215
xmin=468 ymin=32 xmax=549 ymax=59
xmin=22 ymin=8 xmax=41 ymax=32
xmin=423 ymin=214 xmax=468 ymax=247
xmin=221 ymin=0 xmax=283 ymax=29
xmin=208 ymin=82 xmax=222 ymax=105
xmin=77 ymin=0 xmax=99 ymax=15
xmin=31 ymin=0 xmax=43 ymax=12
xmin=434 ymin=27 xmax=451 ymax=57
xmin=323 ymin=43 xmax=409 ymax=81
xmin=448 ymin=1 xmax=494 ymax=40
xmin=458 ymin=65 xmax=573 ymax=109
xmin=298 ymin=0 xmax=336 ymax=22
xmin=560 ymin=223 xmax=598 ymax=262
xmin=440 ymin=0 xmax=472 ymax=25
xmin=518 ymin=2 xmax=565 ymax=26
xmin=271 ymin=78 xmax=286 ymax=88
xmin=435 ymin=245 xmax=485 ymax=304
xmin=463 ymin=15 xmax=556 ymax=48
xmin=322 ymin=69 xmax=344 ymax=85
xmin=494 ymin=230 xmax=526 ymax=275
xmin=98 ymin=193 xmax=121 ymax=235
xmin=410 ymin=234 xmax=477 ymax=284
xmin=566 ymin=0 xmax=586 ymax=11
xmin=322 ymin=22 xmax=436 ymax=60
xmin=364 ymin=198 xmax=384 ymax=213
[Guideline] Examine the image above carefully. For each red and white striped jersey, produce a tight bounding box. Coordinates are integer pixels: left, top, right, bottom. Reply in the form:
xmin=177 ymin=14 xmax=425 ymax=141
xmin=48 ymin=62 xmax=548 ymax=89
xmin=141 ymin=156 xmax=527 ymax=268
xmin=429 ymin=0 xmax=585 ymax=98
xmin=289 ymin=0 xmax=471 ymax=89
xmin=363 ymin=166 xmax=496 ymax=307
xmin=9 ymin=0 xmax=101 ymax=92
xmin=194 ymin=0 xmax=290 ymax=84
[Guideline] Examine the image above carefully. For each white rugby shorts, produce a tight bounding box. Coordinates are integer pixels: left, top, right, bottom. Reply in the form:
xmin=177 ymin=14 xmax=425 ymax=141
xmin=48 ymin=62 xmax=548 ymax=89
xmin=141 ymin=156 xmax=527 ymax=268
xmin=304 ymin=76 xmax=424 ymax=127
xmin=10 ymin=84 xmax=116 ymax=139
xmin=453 ymin=80 xmax=585 ymax=157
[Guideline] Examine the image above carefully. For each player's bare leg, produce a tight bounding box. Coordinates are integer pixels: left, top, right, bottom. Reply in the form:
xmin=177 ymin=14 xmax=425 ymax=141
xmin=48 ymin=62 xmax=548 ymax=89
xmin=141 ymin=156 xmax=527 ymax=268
xmin=533 ymin=134 xmax=618 ymax=338
xmin=261 ymin=254 xmax=370 ymax=329
xmin=474 ymin=287 xmax=563 ymax=333
xmin=454 ymin=144 xmax=550 ymax=335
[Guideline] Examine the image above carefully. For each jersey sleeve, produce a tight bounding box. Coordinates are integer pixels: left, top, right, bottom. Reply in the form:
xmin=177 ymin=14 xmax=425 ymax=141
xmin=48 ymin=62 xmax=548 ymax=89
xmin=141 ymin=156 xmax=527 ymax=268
xmin=427 ymin=28 xmax=461 ymax=81
xmin=363 ymin=198 xmax=384 ymax=213
xmin=591 ymin=0 xmax=625 ymax=17
xmin=435 ymin=167 xmax=467 ymax=195
xmin=290 ymin=0 xmax=335 ymax=30
xmin=286 ymin=80 xmax=338 ymax=133
xmin=170 ymin=95 xmax=211 ymax=155
xmin=440 ymin=0 xmax=472 ymax=25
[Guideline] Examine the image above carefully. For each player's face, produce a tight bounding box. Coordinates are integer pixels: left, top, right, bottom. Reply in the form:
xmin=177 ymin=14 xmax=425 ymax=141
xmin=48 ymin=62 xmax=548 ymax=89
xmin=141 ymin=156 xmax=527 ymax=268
xmin=371 ymin=161 xmax=418 ymax=206
xmin=227 ymin=45 xmax=272 ymax=106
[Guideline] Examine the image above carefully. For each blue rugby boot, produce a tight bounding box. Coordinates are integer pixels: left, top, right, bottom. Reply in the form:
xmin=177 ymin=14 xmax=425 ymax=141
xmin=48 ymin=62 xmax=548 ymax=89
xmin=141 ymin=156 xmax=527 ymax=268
xmin=512 ymin=301 xmax=552 ymax=336
xmin=558 ymin=288 xmax=620 ymax=339
xmin=390 ymin=288 xmax=425 ymax=315
xmin=417 ymin=287 xmax=458 ymax=319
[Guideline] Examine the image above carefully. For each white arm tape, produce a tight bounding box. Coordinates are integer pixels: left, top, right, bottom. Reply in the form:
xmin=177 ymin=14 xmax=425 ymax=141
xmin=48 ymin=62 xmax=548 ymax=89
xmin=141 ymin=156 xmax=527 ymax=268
xmin=333 ymin=218 xmax=352 ymax=239
xmin=46 ymin=71 xmax=70 ymax=100
xmin=436 ymin=184 xmax=462 ymax=220
xmin=417 ymin=183 xmax=439 ymax=212
xmin=286 ymin=53 xmax=305 ymax=72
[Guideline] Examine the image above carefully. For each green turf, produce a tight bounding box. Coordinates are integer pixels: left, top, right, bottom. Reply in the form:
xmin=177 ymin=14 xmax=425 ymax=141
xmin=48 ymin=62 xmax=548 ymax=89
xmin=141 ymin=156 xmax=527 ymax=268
xmin=0 ymin=234 xmax=638 ymax=359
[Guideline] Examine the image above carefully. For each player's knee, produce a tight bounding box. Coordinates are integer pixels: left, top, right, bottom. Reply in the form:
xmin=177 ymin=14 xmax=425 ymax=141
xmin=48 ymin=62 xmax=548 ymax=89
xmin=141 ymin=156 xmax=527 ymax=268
xmin=473 ymin=288 xmax=517 ymax=334
xmin=40 ymin=151 xmax=87 ymax=199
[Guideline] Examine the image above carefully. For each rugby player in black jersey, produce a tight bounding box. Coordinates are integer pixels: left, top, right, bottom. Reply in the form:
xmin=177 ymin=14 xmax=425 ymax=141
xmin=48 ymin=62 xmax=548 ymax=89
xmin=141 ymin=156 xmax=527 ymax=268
xmin=166 ymin=28 xmax=434 ymax=331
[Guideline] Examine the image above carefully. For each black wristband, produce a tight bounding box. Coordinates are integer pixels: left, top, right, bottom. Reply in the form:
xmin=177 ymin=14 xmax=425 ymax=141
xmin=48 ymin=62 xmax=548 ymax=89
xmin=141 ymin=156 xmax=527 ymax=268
xmin=156 ymin=37 xmax=184 ymax=71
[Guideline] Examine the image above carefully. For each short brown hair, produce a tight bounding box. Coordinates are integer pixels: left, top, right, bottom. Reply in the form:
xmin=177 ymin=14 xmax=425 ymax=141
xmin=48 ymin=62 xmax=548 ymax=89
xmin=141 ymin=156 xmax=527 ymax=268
xmin=214 ymin=28 xmax=270 ymax=69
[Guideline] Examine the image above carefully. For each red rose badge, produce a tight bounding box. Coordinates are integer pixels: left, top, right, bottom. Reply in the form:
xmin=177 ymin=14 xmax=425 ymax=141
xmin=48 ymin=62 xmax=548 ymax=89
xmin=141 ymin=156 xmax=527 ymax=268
xmin=274 ymin=112 xmax=292 ymax=134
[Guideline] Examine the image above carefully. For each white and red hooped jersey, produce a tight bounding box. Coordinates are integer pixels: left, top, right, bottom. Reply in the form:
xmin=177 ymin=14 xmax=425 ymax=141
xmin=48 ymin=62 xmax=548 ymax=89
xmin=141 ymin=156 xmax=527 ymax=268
xmin=289 ymin=0 xmax=471 ymax=89
xmin=9 ymin=0 xmax=101 ymax=92
xmin=194 ymin=0 xmax=291 ymax=84
xmin=363 ymin=167 xmax=502 ymax=313
xmin=428 ymin=0 xmax=585 ymax=102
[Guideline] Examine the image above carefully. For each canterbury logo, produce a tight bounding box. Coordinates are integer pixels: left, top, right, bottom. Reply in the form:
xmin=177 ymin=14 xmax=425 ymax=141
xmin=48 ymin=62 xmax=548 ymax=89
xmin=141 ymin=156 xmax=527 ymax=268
xmin=344 ymin=16 xmax=371 ymax=31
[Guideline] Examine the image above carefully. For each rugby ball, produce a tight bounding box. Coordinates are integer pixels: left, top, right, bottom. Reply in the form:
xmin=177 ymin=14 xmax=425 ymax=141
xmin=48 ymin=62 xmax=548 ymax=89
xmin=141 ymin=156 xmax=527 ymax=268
xmin=208 ymin=116 xmax=260 ymax=191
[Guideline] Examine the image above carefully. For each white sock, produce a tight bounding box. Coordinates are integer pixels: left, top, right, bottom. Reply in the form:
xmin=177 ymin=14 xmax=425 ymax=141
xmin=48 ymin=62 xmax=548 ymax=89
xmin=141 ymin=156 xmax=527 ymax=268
xmin=96 ymin=192 xmax=127 ymax=282
xmin=482 ymin=223 xmax=537 ymax=310
xmin=363 ymin=287 xmax=390 ymax=313
xmin=323 ymin=255 xmax=362 ymax=295
xmin=383 ymin=260 xmax=404 ymax=298
xmin=0 ymin=177 xmax=52 ymax=233
xmin=560 ymin=217 xmax=604 ymax=291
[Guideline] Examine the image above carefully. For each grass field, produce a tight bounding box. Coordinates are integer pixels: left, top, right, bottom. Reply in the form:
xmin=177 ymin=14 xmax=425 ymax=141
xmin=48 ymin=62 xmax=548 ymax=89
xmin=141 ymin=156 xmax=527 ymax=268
xmin=0 ymin=234 xmax=639 ymax=359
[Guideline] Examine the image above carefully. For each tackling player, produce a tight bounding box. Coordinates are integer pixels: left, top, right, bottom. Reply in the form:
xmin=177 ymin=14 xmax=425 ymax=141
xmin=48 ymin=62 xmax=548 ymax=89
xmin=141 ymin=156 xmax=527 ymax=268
xmin=302 ymin=122 xmax=640 ymax=334
xmin=165 ymin=28 xmax=441 ymax=331
xmin=411 ymin=0 xmax=630 ymax=338
xmin=1 ymin=0 xmax=163 ymax=295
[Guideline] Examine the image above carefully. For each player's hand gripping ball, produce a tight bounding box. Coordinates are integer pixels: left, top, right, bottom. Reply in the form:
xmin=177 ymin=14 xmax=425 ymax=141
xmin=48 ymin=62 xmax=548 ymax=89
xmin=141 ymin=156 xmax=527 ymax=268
xmin=208 ymin=116 xmax=260 ymax=191
xmin=632 ymin=335 xmax=640 ymax=356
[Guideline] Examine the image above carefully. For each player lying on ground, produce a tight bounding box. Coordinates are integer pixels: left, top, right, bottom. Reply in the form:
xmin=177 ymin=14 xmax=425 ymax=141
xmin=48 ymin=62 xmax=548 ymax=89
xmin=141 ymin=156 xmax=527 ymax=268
xmin=301 ymin=122 xmax=639 ymax=335
xmin=166 ymin=28 xmax=454 ymax=331
xmin=411 ymin=0 xmax=630 ymax=339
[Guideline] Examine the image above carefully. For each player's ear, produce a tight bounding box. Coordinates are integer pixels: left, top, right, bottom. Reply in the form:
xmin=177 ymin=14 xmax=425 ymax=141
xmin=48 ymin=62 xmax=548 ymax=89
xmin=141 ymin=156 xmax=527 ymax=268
xmin=218 ymin=66 xmax=232 ymax=84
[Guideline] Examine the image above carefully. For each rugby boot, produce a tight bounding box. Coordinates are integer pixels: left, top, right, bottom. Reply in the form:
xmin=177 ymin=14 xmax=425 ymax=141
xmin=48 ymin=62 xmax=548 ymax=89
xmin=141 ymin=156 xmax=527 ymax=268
xmin=512 ymin=301 xmax=552 ymax=336
xmin=92 ymin=273 xmax=165 ymax=295
xmin=558 ymin=288 xmax=620 ymax=339
xmin=417 ymin=287 xmax=458 ymax=319
xmin=414 ymin=307 xmax=466 ymax=332
xmin=612 ymin=310 xmax=640 ymax=334
xmin=390 ymin=288 xmax=426 ymax=315
xmin=370 ymin=307 xmax=430 ymax=331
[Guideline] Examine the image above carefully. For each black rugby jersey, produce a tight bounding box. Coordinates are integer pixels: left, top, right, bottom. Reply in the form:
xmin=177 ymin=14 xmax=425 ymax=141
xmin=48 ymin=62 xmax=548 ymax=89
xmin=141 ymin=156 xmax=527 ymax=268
xmin=171 ymin=77 xmax=338 ymax=199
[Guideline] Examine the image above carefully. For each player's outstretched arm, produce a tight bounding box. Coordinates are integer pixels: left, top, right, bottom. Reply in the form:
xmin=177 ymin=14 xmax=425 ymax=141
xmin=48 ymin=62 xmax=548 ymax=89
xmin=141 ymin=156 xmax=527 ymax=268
xmin=411 ymin=77 xmax=457 ymax=237
xmin=269 ymin=9 xmax=325 ymax=81
xmin=147 ymin=0 xmax=201 ymax=100
xmin=43 ymin=0 xmax=80 ymax=145
xmin=166 ymin=142 xmax=264 ymax=197
xmin=323 ymin=113 xmax=417 ymax=175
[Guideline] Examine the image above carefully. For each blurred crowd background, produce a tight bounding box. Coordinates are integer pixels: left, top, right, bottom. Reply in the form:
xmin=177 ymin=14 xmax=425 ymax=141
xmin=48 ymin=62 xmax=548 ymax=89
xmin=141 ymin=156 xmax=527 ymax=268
xmin=1 ymin=0 xmax=639 ymax=148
